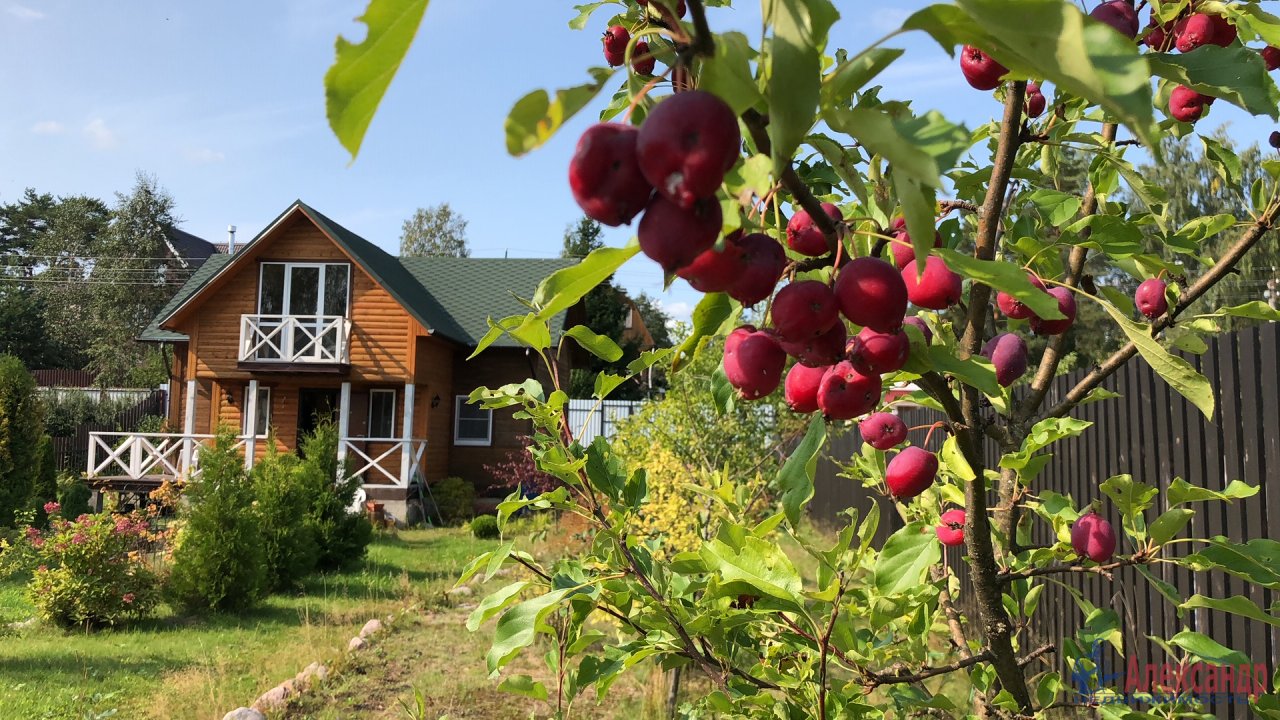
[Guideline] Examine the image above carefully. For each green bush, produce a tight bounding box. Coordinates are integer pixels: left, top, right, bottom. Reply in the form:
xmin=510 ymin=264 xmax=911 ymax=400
xmin=431 ymin=477 xmax=475 ymax=526
xmin=56 ymin=474 xmax=93 ymax=520
xmin=25 ymin=504 xmax=159 ymax=627
xmin=168 ymin=432 xmax=266 ymax=612
xmin=250 ymin=443 xmax=317 ymax=592
xmin=469 ymin=514 xmax=500 ymax=539
xmin=296 ymin=422 xmax=372 ymax=570
xmin=0 ymin=355 xmax=43 ymax=526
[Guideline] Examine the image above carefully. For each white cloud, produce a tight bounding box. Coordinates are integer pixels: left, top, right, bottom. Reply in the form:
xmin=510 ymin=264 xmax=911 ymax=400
xmin=869 ymin=9 xmax=909 ymax=33
xmin=658 ymin=300 xmax=693 ymax=325
xmin=184 ymin=147 xmax=226 ymax=164
xmin=83 ymin=118 xmax=118 ymax=150
xmin=30 ymin=120 xmax=64 ymax=135
xmin=6 ymin=4 xmax=44 ymax=20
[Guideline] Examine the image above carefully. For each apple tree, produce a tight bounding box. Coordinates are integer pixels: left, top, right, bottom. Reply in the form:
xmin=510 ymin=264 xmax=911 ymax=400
xmin=328 ymin=0 xmax=1280 ymax=716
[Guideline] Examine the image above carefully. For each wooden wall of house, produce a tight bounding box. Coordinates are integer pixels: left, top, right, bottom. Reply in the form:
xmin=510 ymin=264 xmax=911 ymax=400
xmin=415 ymin=336 xmax=455 ymax=481
xmin=170 ymin=215 xmax=414 ymax=385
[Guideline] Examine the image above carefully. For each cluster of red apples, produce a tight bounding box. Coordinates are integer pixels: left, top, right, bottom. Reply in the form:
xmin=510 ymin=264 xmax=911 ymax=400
xmin=960 ymin=0 xmax=1280 ymax=123
xmin=601 ymin=0 xmax=686 ymax=74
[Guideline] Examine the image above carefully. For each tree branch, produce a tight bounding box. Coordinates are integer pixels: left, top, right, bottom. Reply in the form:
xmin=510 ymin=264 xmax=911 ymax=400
xmin=866 ymin=651 xmax=995 ymax=687
xmin=1045 ymin=200 xmax=1280 ymax=418
xmin=998 ymin=555 xmax=1147 ymax=584
xmin=741 ymin=109 xmax=839 ymax=254
xmin=685 ymin=0 xmax=715 ymax=58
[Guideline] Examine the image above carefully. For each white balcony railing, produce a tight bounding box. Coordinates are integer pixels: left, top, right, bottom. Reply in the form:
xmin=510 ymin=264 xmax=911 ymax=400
xmin=239 ymin=314 xmax=351 ymax=364
xmin=87 ymin=432 xmax=427 ymax=489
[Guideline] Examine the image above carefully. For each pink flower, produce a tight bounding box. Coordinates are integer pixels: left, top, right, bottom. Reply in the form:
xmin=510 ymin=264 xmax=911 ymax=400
xmin=24 ymin=526 xmax=40 ymax=541
xmin=42 ymin=501 xmax=60 ymax=514
xmin=32 ymin=537 xmax=44 ymax=548
xmin=115 ymin=517 xmax=131 ymax=534
xmin=122 ymin=593 xmax=135 ymax=604
xmin=37 ymin=565 xmax=47 ymax=572
xmin=71 ymin=532 xmax=87 ymax=545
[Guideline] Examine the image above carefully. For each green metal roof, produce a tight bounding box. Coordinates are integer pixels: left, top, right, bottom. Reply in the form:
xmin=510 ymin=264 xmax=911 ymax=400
xmin=140 ymin=201 xmax=579 ymax=347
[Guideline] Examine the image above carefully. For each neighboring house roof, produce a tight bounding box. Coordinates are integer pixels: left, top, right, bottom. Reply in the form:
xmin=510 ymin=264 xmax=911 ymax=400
xmin=166 ymin=227 xmax=218 ymax=266
xmin=140 ymin=201 xmax=579 ymax=348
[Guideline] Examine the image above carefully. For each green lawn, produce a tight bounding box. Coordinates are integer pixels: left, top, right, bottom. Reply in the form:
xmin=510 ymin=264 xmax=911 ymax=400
xmin=0 ymin=528 xmax=504 ymax=720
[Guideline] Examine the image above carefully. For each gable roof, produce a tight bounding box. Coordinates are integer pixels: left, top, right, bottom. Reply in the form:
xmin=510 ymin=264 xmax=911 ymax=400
xmin=140 ymin=201 xmax=579 ymax=348
xmin=166 ymin=227 xmax=218 ymax=265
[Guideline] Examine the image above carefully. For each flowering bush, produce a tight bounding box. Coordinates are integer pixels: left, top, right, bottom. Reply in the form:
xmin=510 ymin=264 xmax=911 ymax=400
xmin=25 ymin=502 xmax=159 ymax=627
xmin=483 ymin=435 xmax=559 ymax=495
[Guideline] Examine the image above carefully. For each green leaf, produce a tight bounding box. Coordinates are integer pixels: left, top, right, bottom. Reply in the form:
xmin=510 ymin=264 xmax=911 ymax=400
xmin=325 ymin=0 xmax=430 ymax=160
xmin=568 ymin=2 xmax=612 ymax=30
xmin=1137 ymin=566 xmax=1182 ymax=607
xmin=1027 ymin=188 xmax=1083 ymax=226
xmin=778 ymin=416 xmax=826 ymax=525
xmin=498 ymin=674 xmax=549 ymax=701
xmin=672 ymin=292 xmax=737 ymax=371
xmin=1183 ymin=594 xmax=1280 ymax=628
xmin=505 ymin=67 xmax=615 ymax=156
xmin=1094 ymin=294 xmax=1215 ymax=418
xmin=585 ymin=436 xmax=628 ymax=503
xmin=1201 ymin=135 xmax=1243 ymax=186
xmin=1167 ymin=477 xmax=1258 ymax=505
xmin=825 ymin=108 xmax=968 ymax=188
xmin=874 ymin=522 xmax=942 ymax=597
xmin=487 ymin=588 xmax=573 ymax=672
xmin=1168 ymin=630 xmax=1251 ymax=666
xmin=1099 ymin=474 xmax=1157 ymax=518
xmin=897 ymin=176 xmax=937 ymax=269
xmin=700 ymin=31 xmax=762 ymax=115
xmin=532 ymin=241 xmax=639 ymax=319
xmin=1183 ymin=537 xmax=1280 ymax=589
xmin=1216 ymin=301 xmax=1280 ymax=322
xmin=926 ymin=345 xmax=1000 ymax=397
xmin=700 ymin=535 xmax=804 ymax=607
xmin=564 ymin=325 xmax=623 ymax=362
xmin=822 ymin=48 xmax=904 ymax=108
xmin=907 ymin=0 xmax=1160 ymax=152
xmin=936 ymin=249 xmax=1063 ymax=320
xmin=766 ymin=0 xmax=839 ymax=174
xmin=939 ymin=435 xmax=975 ymax=482
xmin=1148 ymin=508 xmax=1194 ymax=546
xmin=468 ymin=581 xmax=532 ymax=631
xmin=1148 ymin=46 xmax=1280 ymax=120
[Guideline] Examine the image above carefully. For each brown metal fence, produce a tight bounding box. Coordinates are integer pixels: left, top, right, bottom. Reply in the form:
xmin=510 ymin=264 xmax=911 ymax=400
xmin=810 ymin=323 xmax=1279 ymax=717
xmin=49 ymin=389 xmax=168 ymax=474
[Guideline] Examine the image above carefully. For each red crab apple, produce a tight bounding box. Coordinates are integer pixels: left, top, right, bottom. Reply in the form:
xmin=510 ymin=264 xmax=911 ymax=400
xmin=889 ymin=225 xmax=943 ymax=269
xmin=833 ymin=257 xmax=908 ymax=333
xmin=816 ymin=361 xmax=881 ymax=420
xmin=787 ymin=203 xmax=843 ymax=256
xmin=1271 ymin=131 xmax=1280 ymax=149
xmin=1025 ymin=88 xmax=1047 ymax=119
xmin=1135 ymin=278 xmax=1169 ymax=319
xmin=901 ymin=316 xmax=933 ymax=345
xmin=1174 ymin=14 xmax=1216 ymax=53
xmin=725 ymin=325 xmax=756 ymax=354
xmin=631 ymin=40 xmax=655 ymax=75
xmin=981 ymin=332 xmax=1029 ymax=388
xmin=960 ymin=45 xmax=1007 ymax=91
xmin=1144 ymin=18 xmax=1171 ymax=50
xmin=1090 ymin=0 xmax=1139 ymax=38
xmin=726 ymin=232 xmax=787 ymax=306
xmin=568 ymin=123 xmax=653 ymax=227
xmin=784 ymin=363 xmax=828 ymax=413
xmin=723 ymin=329 xmax=786 ymax=400
xmin=771 ymin=280 xmax=839 ymax=342
xmin=1030 ymin=286 xmax=1077 ymax=336
xmin=847 ymin=327 xmax=909 ymax=376
xmin=603 ymin=25 xmax=629 ymax=67
xmin=1071 ymin=511 xmax=1117 ymax=563
xmin=936 ymin=509 xmax=966 ymax=547
xmin=996 ymin=274 xmax=1048 ymax=320
xmin=1169 ymin=85 xmax=1209 ymax=123
xmin=1263 ymin=46 xmax=1280 ymax=71
xmin=859 ymin=412 xmax=907 ymax=450
xmin=1207 ymin=13 xmax=1237 ymax=47
xmin=885 ymin=446 xmax=938 ymax=500
xmin=678 ymin=238 xmax=738 ymax=293
xmin=636 ymin=90 xmax=740 ymax=209
xmin=638 ymin=195 xmax=721 ymax=272
xmin=780 ymin=323 xmax=847 ymax=368
xmin=902 ymin=257 xmax=963 ymax=310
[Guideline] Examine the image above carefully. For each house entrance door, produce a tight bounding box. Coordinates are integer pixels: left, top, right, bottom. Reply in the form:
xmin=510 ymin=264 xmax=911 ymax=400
xmin=297 ymin=388 xmax=339 ymax=445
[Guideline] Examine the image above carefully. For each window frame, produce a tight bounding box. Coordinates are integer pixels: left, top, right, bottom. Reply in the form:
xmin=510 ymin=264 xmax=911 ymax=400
xmin=257 ymin=261 xmax=352 ymax=317
xmin=453 ymin=395 xmax=493 ymax=447
xmin=367 ymin=388 xmax=398 ymax=440
xmin=242 ymin=386 xmax=271 ymax=438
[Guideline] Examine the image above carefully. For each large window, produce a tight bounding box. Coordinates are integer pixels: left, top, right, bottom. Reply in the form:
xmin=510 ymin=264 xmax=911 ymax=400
xmin=368 ymin=389 xmax=397 ymax=439
xmin=242 ymin=386 xmax=271 ymax=438
xmin=258 ymin=262 xmax=351 ymax=317
xmin=454 ymin=396 xmax=492 ymax=446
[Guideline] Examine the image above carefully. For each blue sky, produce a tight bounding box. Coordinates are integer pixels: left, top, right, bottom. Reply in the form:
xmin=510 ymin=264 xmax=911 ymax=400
xmin=1 ymin=1 xmax=1273 ymax=323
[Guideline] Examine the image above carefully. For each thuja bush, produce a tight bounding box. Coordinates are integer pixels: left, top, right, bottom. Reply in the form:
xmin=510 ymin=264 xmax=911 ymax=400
xmin=296 ymin=422 xmax=372 ymax=569
xmin=250 ymin=443 xmax=318 ymax=592
xmin=330 ymin=0 xmax=1280 ymax=716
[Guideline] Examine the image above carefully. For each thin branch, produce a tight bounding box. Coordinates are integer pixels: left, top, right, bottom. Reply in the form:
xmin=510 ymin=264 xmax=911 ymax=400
xmin=742 ymin=109 xmax=840 ymax=254
xmin=866 ymin=651 xmax=995 ymax=687
xmin=1045 ymin=200 xmax=1280 ymax=418
xmin=1017 ymin=643 xmax=1056 ymax=668
xmin=939 ymin=199 xmax=980 ymax=215
xmin=998 ymin=556 xmax=1147 ymax=584
xmin=685 ymin=0 xmax=715 ymax=58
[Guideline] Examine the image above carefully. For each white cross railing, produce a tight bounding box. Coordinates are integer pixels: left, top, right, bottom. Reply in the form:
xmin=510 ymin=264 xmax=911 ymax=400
xmin=340 ymin=438 xmax=427 ymax=489
xmin=239 ymin=314 xmax=351 ymax=364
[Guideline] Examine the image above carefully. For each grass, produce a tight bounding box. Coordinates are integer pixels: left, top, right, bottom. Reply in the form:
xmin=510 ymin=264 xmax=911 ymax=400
xmin=0 ymin=528 xmax=504 ymax=720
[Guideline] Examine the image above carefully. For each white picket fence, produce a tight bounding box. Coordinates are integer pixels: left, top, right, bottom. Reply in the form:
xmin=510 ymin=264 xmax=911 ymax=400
xmin=566 ymin=399 xmax=645 ymax=444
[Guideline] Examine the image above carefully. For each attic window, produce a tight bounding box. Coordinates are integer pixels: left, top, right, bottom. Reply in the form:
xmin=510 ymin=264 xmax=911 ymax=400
xmin=454 ymin=396 xmax=492 ymax=447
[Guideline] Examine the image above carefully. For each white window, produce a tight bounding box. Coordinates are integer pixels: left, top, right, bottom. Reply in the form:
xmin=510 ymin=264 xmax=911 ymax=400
xmin=454 ymin=395 xmax=492 ymax=446
xmin=624 ymin=308 xmax=634 ymax=329
xmin=368 ymin=389 xmax=397 ymax=439
xmin=242 ymin=386 xmax=271 ymax=438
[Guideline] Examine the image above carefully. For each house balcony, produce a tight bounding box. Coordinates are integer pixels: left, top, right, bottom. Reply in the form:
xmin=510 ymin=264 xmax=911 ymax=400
xmin=238 ymin=314 xmax=351 ymax=371
xmin=86 ymin=432 xmax=427 ymax=492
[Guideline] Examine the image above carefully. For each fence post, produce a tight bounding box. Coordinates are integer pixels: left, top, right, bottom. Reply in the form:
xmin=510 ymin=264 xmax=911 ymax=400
xmin=337 ymin=381 xmax=351 ymax=469
xmin=181 ymin=379 xmax=197 ymax=478
xmin=399 ymin=383 xmax=416 ymax=487
xmin=244 ymin=380 xmax=258 ymax=470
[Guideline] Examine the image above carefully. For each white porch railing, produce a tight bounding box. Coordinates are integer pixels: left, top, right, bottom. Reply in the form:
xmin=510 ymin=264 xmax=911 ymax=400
xmin=86 ymin=431 xmax=426 ymax=489
xmin=239 ymin=314 xmax=352 ymax=364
